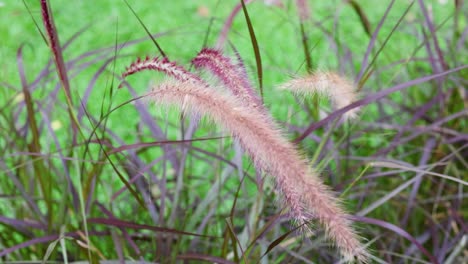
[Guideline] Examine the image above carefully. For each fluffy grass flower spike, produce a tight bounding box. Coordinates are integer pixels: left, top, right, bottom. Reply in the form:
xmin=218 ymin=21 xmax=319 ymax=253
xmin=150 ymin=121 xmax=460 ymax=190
xmin=279 ymin=71 xmax=360 ymax=120
xmin=123 ymin=49 xmax=368 ymax=262
xmin=192 ymin=48 xmax=263 ymax=111
xmin=122 ymin=56 xmax=204 ymax=84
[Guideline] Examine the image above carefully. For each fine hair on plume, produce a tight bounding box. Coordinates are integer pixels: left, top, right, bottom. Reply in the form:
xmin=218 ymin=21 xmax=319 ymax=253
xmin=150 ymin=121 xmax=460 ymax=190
xmin=279 ymin=71 xmax=360 ymax=120
xmin=121 ymin=49 xmax=368 ymax=263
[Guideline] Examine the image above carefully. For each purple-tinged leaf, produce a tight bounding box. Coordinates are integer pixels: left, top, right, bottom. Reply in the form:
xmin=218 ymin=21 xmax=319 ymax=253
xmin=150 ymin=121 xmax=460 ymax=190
xmin=108 ymin=137 xmax=224 ymax=155
xmin=0 ymin=231 xmax=110 ymax=257
xmin=374 ymin=89 xmax=444 ymax=156
xmin=121 ymin=83 xmax=181 ymax=171
xmin=0 ymin=216 xmax=42 ymax=237
xmin=216 ymin=0 xmax=254 ymax=49
xmin=88 ymin=218 xmax=216 ymax=238
xmin=80 ymin=99 xmax=146 ymax=208
xmin=17 ymin=45 xmax=52 ymax=220
xmin=0 ymin=160 xmax=45 ymax=223
xmin=417 ymin=0 xmax=449 ymax=71
xmin=401 ymin=138 xmax=437 ymax=226
xmin=356 ymin=0 xmax=397 ymax=84
xmin=39 ymin=106 xmax=80 ymax=212
xmin=177 ymin=253 xmax=236 ymax=264
xmin=78 ymin=56 xmax=119 ymax=122
xmin=95 ymin=202 xmax=142 ymax=257
xmin=352 ymin=216 xmax=439 ymax=263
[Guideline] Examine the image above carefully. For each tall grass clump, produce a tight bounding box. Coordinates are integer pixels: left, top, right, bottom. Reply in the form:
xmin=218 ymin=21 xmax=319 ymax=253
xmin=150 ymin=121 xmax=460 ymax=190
xmin=1 ymin=0 xmax=467 ymax=263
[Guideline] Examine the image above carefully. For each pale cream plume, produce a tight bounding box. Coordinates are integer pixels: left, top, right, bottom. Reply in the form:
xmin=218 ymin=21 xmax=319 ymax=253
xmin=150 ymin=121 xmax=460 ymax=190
xmin=279 ymin=71 xmax=360 ymax=120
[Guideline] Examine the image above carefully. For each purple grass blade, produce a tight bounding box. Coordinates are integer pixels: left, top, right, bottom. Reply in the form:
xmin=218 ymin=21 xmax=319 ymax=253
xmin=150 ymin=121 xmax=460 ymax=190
xmin=216 ymin=0 xmax=254 ymax=49
xmin=189 ymin=145 xmax=248 ymax=171
xmin=261 ymin=224 xmax=305 ymax=259
xmin=29 ymin=30 xmax=175 ymax=94
xmin=80 ymin=101 xmax=147 ymax=208
xmin=388 ymin=138 xmax=437 ymax=254
xmin=120 ymin=157 xmax=161 ymax=225
xmin=456 ymin=25 xmax=468 ymax=51
xmin=374 ymin=90 xmax=444 ymax=156
xmin=245 ymin=212 xmax=283 ymax=254
xmin=0 ymin=216 xmax=38 ymax=236
xmin=77 ymin=56 xmax=119 ymax=122
xmin=0 ymin=234 xmax=60 ymax=257
xmin=355 ymin=0 xmax=395 ymax=83
xmin=28 ymin=26 xmax=90 ymax=93
xmin=88 ymin=218 xmax=217 ymax=238
xmin=95 ymin=202 xmax=142 ymax=257
xmin=16 ymin=45 xmax=53 ymax=220
xmin=402 ymin=137 xmax=436 ymax=228
xmin=109 ymin=161 xmax=154 ymax=202
xmin=188 ymin=203 xmax=217 ymax=249
xmin=0 ymin=231 xmax=110 ymax=257
xmin=39 ymin=105 xmax=80 ymax=212
xmin=417 ymin=0 xmax=449 ymax=71
xmin=81 ymin=113 xmax=162 ymax=225
xmin=17 ymin=45 xmax=41 ymax=155
xmin=107 ymin=137 xmax=224 ymax=155
xmin=177 ymin=253 xmax=236 ymax=264
xmin=110 ymin=231 xmax=125 ymax=263
xmin=352 ymin=216 xmax=439 ymax=263
xmin=121 ymin=83 xmax=181 ymax=171
xmin=0 ymin=160 xmax=46 ymax=224
xmin=403 ymin=231 xmax=431 ymax=257
xmin=398 ymin=110 xmax=467 ymax=145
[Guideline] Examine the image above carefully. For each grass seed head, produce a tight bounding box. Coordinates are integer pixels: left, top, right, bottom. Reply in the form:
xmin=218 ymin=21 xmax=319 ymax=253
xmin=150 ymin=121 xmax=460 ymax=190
xmin=279 ymin=71 xmax=360 ymax=120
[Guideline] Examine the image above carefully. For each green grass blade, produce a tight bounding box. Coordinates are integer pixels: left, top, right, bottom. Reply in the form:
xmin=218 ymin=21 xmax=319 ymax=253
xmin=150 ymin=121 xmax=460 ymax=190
xmin=239 ymin=0 xmax=263 ymax=100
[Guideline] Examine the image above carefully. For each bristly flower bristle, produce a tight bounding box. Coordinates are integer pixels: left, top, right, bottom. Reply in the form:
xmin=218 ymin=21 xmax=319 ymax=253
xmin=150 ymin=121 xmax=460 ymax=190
xmin=279 ymin=71 xmax=360 ymax=120
xmin=192 ymin=48 xmax=263 ymax=111
xmin=122 ymin=56 xmax=203 ymax=84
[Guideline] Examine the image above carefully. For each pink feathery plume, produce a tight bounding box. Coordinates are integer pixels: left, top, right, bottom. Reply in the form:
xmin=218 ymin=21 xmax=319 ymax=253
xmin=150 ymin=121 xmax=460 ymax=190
xmin=121 ymin=56 xmax=204 ymax=85
xmin=146 ymin=80 xmax=368 ymax=262
xmin=192 ymin=48 xmax=264 ymax=111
